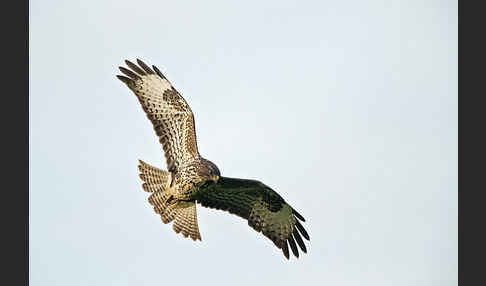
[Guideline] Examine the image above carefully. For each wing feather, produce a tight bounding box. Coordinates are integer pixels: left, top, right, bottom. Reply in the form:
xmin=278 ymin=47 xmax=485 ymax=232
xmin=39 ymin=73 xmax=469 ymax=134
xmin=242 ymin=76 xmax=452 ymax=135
xmin=119 ymin=66 xmax=141 ymax=80
xmin=136 ymin=59 xmax=155 ymax=74
xmin=295 ymin=219 xmax=310 ymax=241
xmin=125 ymin=59 xmax=146 ymax=75
xmin=287 ymin=234 xmax=299 ymax=258
xmin=152 ymin=65 xmax=167 ymax=79
xmin=117 ymin=59 xmax=199 ymax=172
xmin=196 ymin=177 xmax=309 ymax=259
xmin=293 ymin=229 xmax=307 ymax=253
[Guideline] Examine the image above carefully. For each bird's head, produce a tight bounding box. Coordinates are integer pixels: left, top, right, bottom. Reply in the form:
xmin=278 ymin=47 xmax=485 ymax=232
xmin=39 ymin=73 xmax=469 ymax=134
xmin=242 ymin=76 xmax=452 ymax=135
xmin=198 ymin=158 xmax=221 ymax=185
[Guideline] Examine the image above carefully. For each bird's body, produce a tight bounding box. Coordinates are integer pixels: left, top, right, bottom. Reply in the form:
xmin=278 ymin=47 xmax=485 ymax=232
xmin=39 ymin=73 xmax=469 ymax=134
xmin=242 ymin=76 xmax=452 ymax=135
xmin=117 ymin=59 xmax=309 ymax=259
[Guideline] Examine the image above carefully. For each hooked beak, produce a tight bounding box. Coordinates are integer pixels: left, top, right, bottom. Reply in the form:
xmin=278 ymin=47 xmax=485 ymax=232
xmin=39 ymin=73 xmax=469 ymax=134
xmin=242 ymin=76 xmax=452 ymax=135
xmin=210 ymin=175 xmax=220 ymax=183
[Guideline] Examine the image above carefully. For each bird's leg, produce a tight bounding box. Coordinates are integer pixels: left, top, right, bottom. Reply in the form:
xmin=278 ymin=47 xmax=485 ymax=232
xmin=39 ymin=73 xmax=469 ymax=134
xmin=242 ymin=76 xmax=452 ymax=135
xmin=166 ymin=183 xmax=193 ymax=206
xmin=166 ymin=191 xmax=183 ymax=206
xmin=166 ymin=194 xmax=176 ymax=205
xmin=165 ymin=185 xmax=179 ymax=206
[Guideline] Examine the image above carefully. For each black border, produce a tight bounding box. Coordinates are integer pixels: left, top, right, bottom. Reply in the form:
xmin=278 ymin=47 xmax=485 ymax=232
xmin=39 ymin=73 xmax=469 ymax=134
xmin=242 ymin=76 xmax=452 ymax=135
xmin=3 ymin=0 xmax=28 ymax=284
xmin=458 ymin=2 xmax=461 ymax=284
xmin=459 ymin=1 xmax=484 ymax=285
xmin=458 ymin=0 xmax=462 ymax=282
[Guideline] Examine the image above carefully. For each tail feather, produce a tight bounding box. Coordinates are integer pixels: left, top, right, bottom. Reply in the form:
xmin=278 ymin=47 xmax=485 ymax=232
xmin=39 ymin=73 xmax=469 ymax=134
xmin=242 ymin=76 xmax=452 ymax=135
xmin=148 ymin=190 xmax=178 ymax=223
xmin=138 ymin=160 xmax=201 ymax=241
xmin=173 ymin=202 xmax=202 ymax=241
xmin=138 ymin=160 xmax=171 ymax=190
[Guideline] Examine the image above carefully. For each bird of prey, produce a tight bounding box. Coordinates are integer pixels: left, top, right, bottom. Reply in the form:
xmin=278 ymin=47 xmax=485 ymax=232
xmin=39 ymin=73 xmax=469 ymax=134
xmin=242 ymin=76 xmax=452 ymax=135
xmin=116 ymin=59 xmax=309 ymax=259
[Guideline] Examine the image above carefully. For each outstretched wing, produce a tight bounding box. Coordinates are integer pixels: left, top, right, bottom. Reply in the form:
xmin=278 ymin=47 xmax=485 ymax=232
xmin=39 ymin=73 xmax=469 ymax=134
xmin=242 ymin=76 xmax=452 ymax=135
xmin=196 ymin=177 xmax=310 ymax=259
xmin=117 ymin=59 xmax=199 ymax=173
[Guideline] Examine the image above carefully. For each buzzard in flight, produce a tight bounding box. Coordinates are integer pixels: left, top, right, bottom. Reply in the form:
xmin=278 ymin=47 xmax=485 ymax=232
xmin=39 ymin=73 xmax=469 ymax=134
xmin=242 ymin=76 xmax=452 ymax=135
xmin=117 ymin=59 xmax=309 ymax=259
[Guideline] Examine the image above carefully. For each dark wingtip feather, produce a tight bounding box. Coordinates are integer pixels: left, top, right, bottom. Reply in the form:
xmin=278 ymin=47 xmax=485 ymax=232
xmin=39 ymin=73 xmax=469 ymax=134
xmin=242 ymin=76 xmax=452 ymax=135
xmin=119 ymin=66 xmax=140 ymax=79
xmin=293 ymin=230 xmax=307 ymax=253
xmin=295 ymin=220 xmax=310 ymax=241
xmin=281 ymin=240 xmax=290 ymax=260
xmin=124 ymin=59 xmax=134 ymax=68
xmin=125 ymin=59 xmax=146 ymax=75
xmin=136 ymin=59 xmax=155 ymax=74
xmin=116 ymin=75 xmax=132 ymax=85
xmin=152 ymin=65 xmax=166 ymax=79
xmin=292 ymin=208 xmax=306 ymax=222
xmin=288 ymin=236 xmax=299 ymax=258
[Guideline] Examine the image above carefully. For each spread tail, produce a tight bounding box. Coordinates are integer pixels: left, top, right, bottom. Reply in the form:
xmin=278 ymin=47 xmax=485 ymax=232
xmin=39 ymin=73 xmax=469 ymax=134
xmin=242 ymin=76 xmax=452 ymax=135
xmin=172 ymin=202 xmax=201 ymax=241
xmin=138 ymin=160 xmax=202 ymax=241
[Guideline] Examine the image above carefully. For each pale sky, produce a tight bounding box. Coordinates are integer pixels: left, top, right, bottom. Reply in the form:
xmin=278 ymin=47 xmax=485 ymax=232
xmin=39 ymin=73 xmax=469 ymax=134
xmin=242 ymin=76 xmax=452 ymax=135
xmin=30 ymin=0 xmax=457 ymax=285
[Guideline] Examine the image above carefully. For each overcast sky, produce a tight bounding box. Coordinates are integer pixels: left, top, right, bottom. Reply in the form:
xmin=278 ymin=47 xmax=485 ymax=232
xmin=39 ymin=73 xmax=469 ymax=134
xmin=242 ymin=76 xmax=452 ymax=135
xmin=30 ymin=0 xmax=457 ymax=285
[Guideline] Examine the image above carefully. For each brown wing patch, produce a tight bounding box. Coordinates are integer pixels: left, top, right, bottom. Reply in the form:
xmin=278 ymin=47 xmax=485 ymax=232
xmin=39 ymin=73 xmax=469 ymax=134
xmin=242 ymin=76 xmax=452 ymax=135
xmin=184 ymin=116 xmax=199 ymax=158
xmin=162 ymin=89 xmax=188 ymax=112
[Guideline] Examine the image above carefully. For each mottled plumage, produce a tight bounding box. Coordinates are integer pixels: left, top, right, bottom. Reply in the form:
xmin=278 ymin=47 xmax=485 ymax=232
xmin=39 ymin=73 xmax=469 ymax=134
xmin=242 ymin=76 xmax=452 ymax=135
xmin=117 ymin=59 xmax=310 ymax=259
